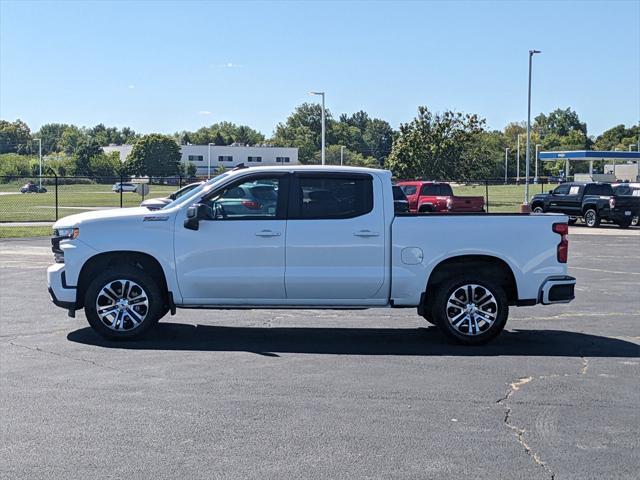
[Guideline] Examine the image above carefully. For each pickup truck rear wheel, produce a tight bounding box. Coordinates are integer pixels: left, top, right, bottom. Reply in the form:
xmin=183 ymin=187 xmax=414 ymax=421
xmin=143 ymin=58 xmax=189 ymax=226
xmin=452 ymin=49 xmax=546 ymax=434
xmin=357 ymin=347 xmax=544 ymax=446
xmin=432 ymin=276 xmax=508 ymax=345
xmin=532 ymin=205 xmax=544 ymax=214
xmin=84 ymin=266 xmax=164 ymax=340
xmin=583 ymin=208 xmax=600 ymax=228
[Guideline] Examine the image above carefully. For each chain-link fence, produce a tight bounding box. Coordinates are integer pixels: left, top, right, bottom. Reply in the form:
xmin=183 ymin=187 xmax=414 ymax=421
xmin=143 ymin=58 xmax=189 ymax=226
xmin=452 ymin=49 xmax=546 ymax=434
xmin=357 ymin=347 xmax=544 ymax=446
xmin=0 ymin=174 xmax=196 ymax=223
xmin=0 ymin=174 xmax=561 ymax=224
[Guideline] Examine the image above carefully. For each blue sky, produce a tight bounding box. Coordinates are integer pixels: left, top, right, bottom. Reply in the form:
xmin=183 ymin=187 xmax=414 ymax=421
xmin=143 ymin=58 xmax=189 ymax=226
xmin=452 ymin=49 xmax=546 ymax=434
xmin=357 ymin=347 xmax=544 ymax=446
xmin=1 ymin=0 xmax=639 ymax=137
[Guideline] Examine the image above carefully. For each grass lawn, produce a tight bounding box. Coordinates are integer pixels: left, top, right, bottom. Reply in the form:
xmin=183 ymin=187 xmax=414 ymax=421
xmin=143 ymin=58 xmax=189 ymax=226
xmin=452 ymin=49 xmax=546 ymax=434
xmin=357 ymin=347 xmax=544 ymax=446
xmin=0 ymin=226 xmax=52 ymax=238
xmin=0 ymin=183 xmax=177 ymax=222
xmin=454 ymin=182 xmax=553 ymax=212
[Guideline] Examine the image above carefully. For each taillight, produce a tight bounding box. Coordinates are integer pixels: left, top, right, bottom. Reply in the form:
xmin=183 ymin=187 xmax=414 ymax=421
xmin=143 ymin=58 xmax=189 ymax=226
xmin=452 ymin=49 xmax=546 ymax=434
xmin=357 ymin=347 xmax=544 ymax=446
xmin=553 ymin=222 xmax=568 ymax=263
xmin=609 ymin=197 xmax=616 ymax=209
xmin=242 ymin=200 xmax=262 ymax=210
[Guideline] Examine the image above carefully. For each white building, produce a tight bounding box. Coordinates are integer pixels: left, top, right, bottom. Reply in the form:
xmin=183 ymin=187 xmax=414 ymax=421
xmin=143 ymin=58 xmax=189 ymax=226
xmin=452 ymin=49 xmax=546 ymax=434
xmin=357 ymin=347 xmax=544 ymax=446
xmin=103 ymin=144 xmax=298 ymax=175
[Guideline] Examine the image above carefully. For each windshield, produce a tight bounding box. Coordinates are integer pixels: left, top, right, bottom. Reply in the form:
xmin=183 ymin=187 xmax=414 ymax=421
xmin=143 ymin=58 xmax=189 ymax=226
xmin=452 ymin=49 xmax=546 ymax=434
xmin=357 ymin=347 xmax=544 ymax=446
xmin=161 ymin=173 xmax=231 ymax=210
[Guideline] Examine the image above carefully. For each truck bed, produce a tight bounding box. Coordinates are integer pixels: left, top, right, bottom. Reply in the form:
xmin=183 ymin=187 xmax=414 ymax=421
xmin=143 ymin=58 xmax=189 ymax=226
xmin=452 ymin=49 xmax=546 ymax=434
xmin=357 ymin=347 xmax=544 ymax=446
xmin=390 ymin=212 xmax=568 ymax=306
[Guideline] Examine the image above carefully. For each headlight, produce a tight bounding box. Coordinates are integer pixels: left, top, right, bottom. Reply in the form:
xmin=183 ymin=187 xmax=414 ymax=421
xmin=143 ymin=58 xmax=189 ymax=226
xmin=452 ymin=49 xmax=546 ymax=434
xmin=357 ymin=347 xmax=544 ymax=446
xmin=54 ymin=227 xmax=79 ymax=239
xmin=52 ymin=227 xmax=79 ymax=263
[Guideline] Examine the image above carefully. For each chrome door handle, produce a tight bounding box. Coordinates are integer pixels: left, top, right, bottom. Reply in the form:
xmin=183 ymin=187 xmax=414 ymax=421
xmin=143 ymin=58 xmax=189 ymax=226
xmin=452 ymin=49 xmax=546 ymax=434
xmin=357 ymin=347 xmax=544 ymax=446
xmin=255 ymin=230 xmax=281 ymax=237
xmin=353 ymin=230 xmax=379 ymax=237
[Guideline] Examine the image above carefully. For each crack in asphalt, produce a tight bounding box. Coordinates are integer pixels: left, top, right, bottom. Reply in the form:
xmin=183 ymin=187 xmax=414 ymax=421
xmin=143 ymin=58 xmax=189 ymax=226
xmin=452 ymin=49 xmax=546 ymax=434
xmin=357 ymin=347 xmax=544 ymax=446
xmin=496 ymin=357 xmax=589 ymax=479
xmin=8 ymin=341 xmax=165 ymax=381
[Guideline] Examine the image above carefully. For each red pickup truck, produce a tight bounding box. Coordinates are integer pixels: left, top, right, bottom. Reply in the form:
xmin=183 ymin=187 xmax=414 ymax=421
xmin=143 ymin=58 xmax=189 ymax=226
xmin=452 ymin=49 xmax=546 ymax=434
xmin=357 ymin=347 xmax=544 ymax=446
xmin=396 ymin=181 xmax=485 ymax=213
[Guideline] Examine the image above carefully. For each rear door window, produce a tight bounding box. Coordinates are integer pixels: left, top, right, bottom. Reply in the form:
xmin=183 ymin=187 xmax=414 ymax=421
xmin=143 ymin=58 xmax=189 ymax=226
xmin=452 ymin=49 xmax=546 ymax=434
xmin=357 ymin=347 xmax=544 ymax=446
xmin=584 ymin=184 xmax=613 ymax=196
xmin=420 ymin=184 xmax=439 ymax=195
xmin=291 ymin=175 xmax=374 ymax=219
xmin=438 ymin=184 xmax=454 ymax=196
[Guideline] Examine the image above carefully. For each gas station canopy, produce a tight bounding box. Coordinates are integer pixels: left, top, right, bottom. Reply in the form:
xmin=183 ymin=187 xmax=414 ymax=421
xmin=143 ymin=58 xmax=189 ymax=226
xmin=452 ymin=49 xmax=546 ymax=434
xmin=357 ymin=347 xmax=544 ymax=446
xmin=538 ymin=150 xmax=640 ymax=162
xmin=538 ymin=150 xmax=640 ymax=181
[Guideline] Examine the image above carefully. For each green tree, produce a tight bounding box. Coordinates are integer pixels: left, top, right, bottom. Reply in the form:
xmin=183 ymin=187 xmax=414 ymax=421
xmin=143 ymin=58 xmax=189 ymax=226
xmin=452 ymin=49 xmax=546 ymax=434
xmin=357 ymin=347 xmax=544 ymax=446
xmin=126 ymin=134 xmax=181 ymax=176
xmin=363 ymin=119 xmax=394 ymax=166
xmin=313 ymin=145 xmax=378 ymax=167
xmin=35 ymin=123 xmax=71 ymax=154
xmin=272 ymin=103 xmax=334 ymax=163
xmin=0 ymin=119 xmax=31 ymax=154
xmin=594 ymin=124 xmax=639 ymax=151
xmin=74 ymin=137 xmax=103 ymax=175
xmin=88 ymin=151 xmax=122 ymax=181
xmin=385 ymin=106 xmax=488 ymax=181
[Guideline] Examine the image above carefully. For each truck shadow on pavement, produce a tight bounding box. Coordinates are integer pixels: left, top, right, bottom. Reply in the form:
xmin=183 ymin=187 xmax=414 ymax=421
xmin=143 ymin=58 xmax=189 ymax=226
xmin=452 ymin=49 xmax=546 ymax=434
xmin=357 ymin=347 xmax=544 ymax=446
xmin=67 ymin=323 xmax=640 ymax=358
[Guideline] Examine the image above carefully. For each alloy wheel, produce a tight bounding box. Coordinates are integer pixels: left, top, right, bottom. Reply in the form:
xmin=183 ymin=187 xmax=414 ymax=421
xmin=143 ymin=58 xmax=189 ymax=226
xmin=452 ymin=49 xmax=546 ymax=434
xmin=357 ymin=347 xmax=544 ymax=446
xmin=445 ymin=284 xmax=498 ymax=336
xmin=95 ymin=279 xmax=149 ymax=331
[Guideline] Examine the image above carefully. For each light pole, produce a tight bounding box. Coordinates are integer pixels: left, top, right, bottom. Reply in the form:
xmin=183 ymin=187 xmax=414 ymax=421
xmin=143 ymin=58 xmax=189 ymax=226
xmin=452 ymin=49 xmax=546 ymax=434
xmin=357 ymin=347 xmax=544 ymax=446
xmin=516 ymin=134 xmax=521 ymax=183
xmin=340 ymin=145 xmax=345 ymax=166
xmin=34 ymin=138 xmax=42 ymax=188
xmin=207 ymin=142 xmax=214 ymax=179
xmin=524 ymin=49 xmax=541 ymax=205
xmin=534 ymin=143 xmax=541 ymax=183
xmin=309 ymin=91 xmax=325 ymax=165
xmin=504 ymin=148 xmax=509 ymax=184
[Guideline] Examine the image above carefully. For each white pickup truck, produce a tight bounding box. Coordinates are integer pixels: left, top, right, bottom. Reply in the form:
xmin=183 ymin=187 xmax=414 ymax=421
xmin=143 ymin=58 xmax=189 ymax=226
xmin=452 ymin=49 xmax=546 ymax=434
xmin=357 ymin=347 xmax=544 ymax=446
xmin=47 ymin=166 xmax=576 ymax=345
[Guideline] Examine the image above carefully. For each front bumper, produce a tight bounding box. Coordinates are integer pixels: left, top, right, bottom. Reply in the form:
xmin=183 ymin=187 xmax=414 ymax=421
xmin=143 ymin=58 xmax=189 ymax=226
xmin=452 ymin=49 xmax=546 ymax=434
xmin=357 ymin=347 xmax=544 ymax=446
xmin=539 ymin=276 xmax=576 ymax=304
xmin=47 ymin=263 xmax=77 ymax=315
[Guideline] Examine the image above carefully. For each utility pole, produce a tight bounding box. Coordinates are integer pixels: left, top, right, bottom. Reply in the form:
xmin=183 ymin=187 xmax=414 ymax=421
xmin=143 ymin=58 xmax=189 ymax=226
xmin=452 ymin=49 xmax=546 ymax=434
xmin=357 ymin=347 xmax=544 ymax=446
xmin=534 ymin=144 xmax=541 ymax=184
xmin=524 ymin=49 xmax=541 ymax=204
xmin=516 ymin=134 xmax=520 ymax=183
xmin=309 ymin=91 xmax=326 ymax=165
xmin=207 ymin=143 xmax=214 ymax=179
xmin=504 ymin=148 xmax=509 ymax=184
xmin=340 ymin=145 xmax=344 ymax=166
xmin=34 ymin=138 xmax=42 ymax=188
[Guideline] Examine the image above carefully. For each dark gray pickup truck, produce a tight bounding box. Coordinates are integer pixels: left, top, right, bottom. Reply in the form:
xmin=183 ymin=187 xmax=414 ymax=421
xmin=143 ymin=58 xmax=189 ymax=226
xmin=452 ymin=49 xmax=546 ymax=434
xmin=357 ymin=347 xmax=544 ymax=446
xmin=530 ymin=182 xmax=640 ymax=228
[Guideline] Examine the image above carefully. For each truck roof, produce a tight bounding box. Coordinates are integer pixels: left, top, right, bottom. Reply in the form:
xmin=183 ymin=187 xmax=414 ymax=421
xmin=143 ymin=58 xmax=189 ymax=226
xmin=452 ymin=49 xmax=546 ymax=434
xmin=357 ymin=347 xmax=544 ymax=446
xmin=222 ymin=165 xmax=391 ymax=176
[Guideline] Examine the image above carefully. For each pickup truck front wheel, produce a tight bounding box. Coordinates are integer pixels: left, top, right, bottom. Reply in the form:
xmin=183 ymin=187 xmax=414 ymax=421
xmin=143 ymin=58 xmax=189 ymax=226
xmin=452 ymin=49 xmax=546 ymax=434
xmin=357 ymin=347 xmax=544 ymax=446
xmin=84 ymin=266 xmax=164 ymax=340
xmin=432 ymin=277 xmax=508 ymax=345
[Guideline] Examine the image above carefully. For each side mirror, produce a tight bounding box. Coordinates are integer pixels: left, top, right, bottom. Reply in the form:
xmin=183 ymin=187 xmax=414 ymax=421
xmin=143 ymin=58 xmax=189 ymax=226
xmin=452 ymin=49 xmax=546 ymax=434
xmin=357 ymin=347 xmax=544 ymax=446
xmin=184 ymin=203 xmax=209 ymax=230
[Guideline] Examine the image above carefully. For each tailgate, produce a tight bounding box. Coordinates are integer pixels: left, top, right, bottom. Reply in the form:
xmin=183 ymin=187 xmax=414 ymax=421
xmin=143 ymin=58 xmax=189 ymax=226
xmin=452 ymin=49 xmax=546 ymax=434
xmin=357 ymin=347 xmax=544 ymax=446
xmin=450 ymin=196 xmax=485 ymax=211
xmin=614 ymin=195 xmax=640 ymax=214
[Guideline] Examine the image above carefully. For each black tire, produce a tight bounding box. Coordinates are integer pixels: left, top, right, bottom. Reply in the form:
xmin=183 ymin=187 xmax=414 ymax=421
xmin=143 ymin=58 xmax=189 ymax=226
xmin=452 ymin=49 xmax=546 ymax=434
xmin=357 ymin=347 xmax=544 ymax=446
xmin=632 ymin=216 xmax=639 ymax=227
xmin=421 ymin=314 xmax=437 ymax=326
xmin=568 ymin=217 xmax=577 ymax=225
xmin=583 ymin=208 xmax=600 ymax=228
xmin=617 ymin=219 xmax=632 ymax=229
xmin=431 ymin=276 xmax=508 ymax=345
xmin=84 ymin=266 xmax=165 ymax=340
xmin=532 ymin=204 xmax=544 ymax=214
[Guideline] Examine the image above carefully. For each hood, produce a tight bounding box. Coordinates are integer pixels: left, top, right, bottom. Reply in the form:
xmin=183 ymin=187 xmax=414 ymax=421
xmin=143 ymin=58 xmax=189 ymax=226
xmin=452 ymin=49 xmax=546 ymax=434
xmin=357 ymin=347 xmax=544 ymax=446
xmin=53 ymin=207 xmax=154 ymax=228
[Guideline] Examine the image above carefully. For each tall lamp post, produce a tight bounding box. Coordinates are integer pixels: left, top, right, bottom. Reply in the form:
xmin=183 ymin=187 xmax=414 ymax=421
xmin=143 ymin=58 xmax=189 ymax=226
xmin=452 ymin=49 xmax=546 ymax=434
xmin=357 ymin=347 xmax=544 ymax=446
xmin=504 ymin=148 xmax=509 ymax=184
xmin=534 ymin=143 xmax=541 ymax=184
xmin=516 ymin=134 xmax=521 ymax=183
xmin=524 ymin=49 xmax=541 ymax=206
xmin=34 ymin=138 xmax=42 ymax=188
xmin=207 ymin=142 xmax=214 ymax=179
xmin=340 ymin=145 xmax=345 ymax=166
xmin=309 ymin=91 xmax=326 ymax=165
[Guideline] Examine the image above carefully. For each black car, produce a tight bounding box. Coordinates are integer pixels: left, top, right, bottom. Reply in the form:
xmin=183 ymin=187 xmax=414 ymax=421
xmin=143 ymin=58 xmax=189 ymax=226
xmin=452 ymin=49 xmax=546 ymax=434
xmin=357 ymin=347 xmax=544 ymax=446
xmin=392 ymin=185 xmax=410 ymax=213
xmin=20 ymin=183 xmax=47 ymax=193
xmin=530 ymin=182 xmax=640 ymax=228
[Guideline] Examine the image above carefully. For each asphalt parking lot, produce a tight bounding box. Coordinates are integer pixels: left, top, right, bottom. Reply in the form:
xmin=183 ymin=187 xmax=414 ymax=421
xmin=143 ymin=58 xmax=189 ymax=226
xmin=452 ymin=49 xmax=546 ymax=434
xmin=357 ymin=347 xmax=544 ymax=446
xmin=1 ymin=231 xmax=638 ymax=480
